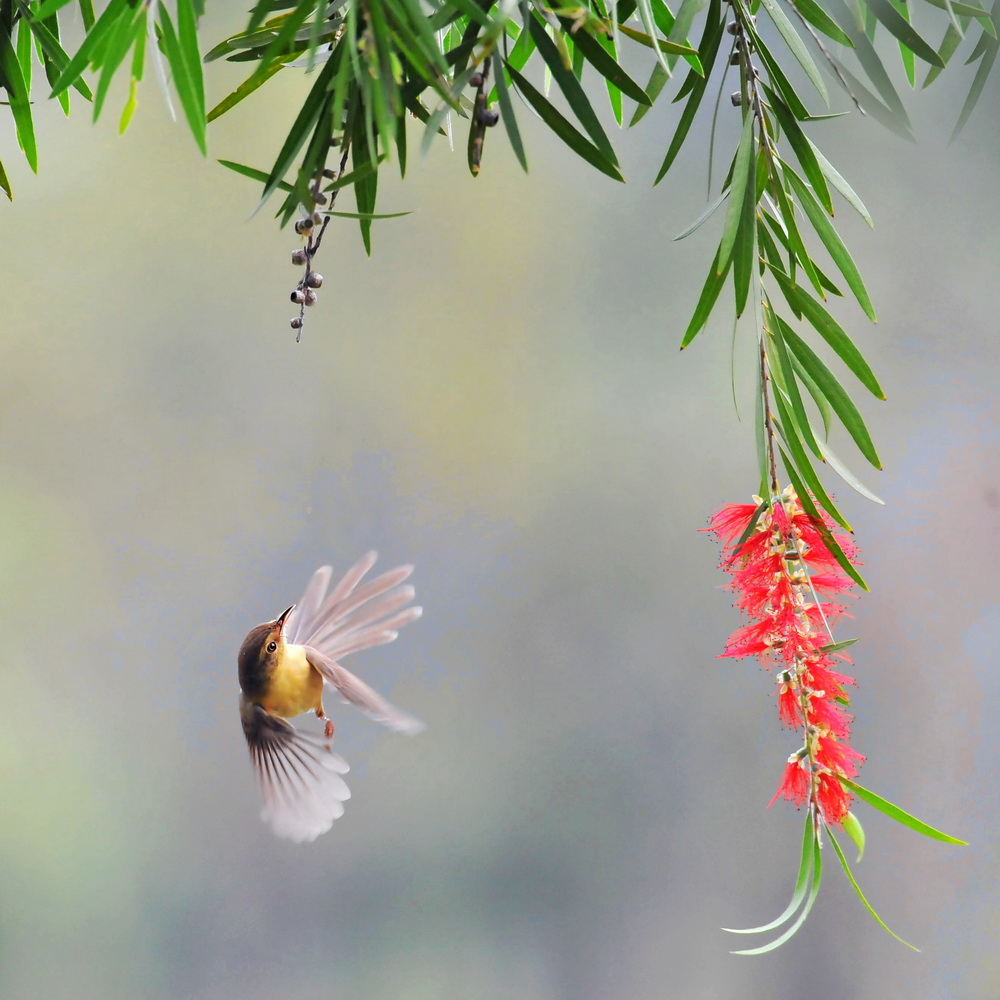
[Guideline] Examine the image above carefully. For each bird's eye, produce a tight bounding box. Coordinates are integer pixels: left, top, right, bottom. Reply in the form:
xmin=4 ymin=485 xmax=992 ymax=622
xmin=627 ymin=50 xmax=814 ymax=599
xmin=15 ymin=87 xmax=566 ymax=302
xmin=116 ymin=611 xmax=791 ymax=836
xmin=266 ymin=641 xmax=277 ymax=653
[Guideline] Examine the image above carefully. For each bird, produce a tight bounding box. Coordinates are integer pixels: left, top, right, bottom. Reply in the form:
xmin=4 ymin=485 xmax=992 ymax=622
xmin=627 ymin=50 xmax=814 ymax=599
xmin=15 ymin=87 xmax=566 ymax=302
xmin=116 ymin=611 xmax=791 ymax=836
xmin=237 ymin=551 xmax=424 ymax=842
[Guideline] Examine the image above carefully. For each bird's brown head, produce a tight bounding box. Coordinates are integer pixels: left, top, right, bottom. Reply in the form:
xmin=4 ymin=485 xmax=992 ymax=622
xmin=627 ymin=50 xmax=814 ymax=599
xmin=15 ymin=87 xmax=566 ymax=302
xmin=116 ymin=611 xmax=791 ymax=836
xmin=237 ymin=605 xmax=294 ymax=697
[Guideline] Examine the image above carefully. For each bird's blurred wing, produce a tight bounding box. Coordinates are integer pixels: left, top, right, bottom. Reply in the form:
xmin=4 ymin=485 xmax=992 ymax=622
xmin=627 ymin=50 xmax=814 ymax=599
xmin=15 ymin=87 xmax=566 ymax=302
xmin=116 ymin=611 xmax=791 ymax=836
xmin=304 ymin=647 xmax=425 ymax=735
xmin=285 ymin=564 xmax=333 ymax=645
xmin=240 ymin=696 xmax=351 ymax=843
xmin=286 ymin=552 xmax=422 ymax=660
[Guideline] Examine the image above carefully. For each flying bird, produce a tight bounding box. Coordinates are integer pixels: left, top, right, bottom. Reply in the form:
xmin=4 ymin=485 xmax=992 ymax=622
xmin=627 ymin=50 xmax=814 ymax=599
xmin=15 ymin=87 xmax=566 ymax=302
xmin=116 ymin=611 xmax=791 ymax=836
xmin=237 ymin=552 xmax=424 ymax=842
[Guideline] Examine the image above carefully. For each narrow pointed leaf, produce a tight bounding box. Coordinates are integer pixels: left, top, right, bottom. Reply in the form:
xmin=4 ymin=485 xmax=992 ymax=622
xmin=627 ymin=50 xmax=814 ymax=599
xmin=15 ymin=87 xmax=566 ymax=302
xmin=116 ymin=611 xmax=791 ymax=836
xmin=827 ymin=829 xmax=920 ymax=949
xmin=681 ymin=249 xmax=731 ymax=347
xmin=865 ymin=0 xmax=946 ymax=64
xmin=759 ymin=0 xmax=829 ymax=101
xmin=789 ymin=347 xmax=834 ymax=436
xmin=527 ymin=14 xmax=618 ymax=164
xmin=784 ymin=166 xmax=877 ymax=320
xmin=770 ymin=268 xmax=884 ymax=397
xmin=158 ymin=0 xmax=207 ymax=153
xmin=840 ymin=779 xmax=970 ymax=843
xmin=262 ymin=49 xmax=340 ymax=202
xmin=674 ymin=189 xmax=729 ymax=240
xmin=951 ymin=38 xmax=998 ymax=137
xmin=49 ymin=0 xmax=128 ymax=98
xmin=0 ymin=156 xmax=11 ymax=200
xmin=809 ymin=142 xmax=873 ymax=226
xmin=718 ymin=112 xmax=755 ymax=272
xmin=723 ymin=813 xmax=816 ymax=933
xmin=765 ymin=88 xmax=832 ymax=213
xmin=781 ymin=458 xmax=869 ymax=587
xmin=766 ymin=307 xmax=821 ymax=456
xmin=775 ymin=406 xmax=851 ymax=529
xmin=218 ymin=158 xmax=294 ymax=192
xmin=779 ymin=319 xmax=882 ymax=466
xmin=494 ymin=60 xmax=528 ymax=171
xmin=565 ymin=18 xmax=651 ymax=105
xmin=505 ymin=63 xmax=624 ymax=180
xmin=0 ymin=23 xmax=37 ymax=171
xmin=731 ymin=832 xmax=822 ymax=954
xmin=814 ymin=432 xmax=885 ymax=503
xmin=208 ymin=60 xmax=285 ymax=122
xmin=786 ymin=0 xmax=853 ymax=45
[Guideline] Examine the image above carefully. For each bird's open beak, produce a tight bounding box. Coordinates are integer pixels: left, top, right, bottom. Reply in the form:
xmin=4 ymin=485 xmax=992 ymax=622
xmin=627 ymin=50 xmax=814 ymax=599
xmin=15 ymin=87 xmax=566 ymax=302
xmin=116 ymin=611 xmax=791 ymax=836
xmin=277 ymin=605 xmax=295 ymax=634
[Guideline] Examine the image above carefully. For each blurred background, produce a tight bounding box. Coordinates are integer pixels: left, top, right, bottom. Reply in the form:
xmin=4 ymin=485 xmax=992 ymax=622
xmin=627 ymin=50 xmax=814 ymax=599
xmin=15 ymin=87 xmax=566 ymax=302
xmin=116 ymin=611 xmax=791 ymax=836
xmin=0 ymin=8 xmax=997 ymax=999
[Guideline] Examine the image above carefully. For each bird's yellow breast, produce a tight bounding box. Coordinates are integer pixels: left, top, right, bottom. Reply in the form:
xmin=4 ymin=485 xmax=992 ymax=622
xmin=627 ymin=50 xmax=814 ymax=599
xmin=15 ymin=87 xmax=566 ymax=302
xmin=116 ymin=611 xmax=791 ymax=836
xmin=259 ymin=643 xmax=324 ymax=718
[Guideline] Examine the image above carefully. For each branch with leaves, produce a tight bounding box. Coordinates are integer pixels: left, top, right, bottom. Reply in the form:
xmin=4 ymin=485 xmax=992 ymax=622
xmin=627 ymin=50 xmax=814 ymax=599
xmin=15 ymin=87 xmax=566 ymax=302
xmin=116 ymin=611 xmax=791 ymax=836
xmin=1 ymin=0 xmax=983 ymax=951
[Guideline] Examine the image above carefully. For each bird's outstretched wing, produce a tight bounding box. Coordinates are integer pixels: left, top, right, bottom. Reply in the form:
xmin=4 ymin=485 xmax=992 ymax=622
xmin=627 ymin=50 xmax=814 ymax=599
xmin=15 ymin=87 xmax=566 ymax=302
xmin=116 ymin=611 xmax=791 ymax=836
xmin=240 ymin=696 xmax=351 ymax=843
xmin=285 ymin=551 xmax=423 ymax=658
xmin=284 ymin=552 xmax=425 ymax=733
xmin=304 ymin=646 xmax=425 ymax=734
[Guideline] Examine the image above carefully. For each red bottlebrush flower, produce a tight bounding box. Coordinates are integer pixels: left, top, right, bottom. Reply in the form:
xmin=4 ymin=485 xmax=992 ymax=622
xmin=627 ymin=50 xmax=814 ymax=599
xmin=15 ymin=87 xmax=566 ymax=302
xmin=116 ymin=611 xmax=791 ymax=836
xmin=769 ymin=756 xmax=810 ymax=809
xmin=706 ymin=487 xmax=864 ymax=827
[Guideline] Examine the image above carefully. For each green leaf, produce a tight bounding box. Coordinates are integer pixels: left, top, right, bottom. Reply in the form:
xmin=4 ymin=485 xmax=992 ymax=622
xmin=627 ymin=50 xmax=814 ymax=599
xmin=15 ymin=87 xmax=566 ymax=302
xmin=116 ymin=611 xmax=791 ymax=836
xmin=770 ymin=269 xmax=884 ymax=397
xmin=505 ymin=63 xmax=624 ymax=181
xmin=0 ymin=23 xmax=37 ymax=171
xmin=262 ymin=46 xmax=340 ymax=202
xmin=157 ymin=0 xmax=207 ymax=154
xmin=759 ymin=0 xmax=829 ymax=101
xmin=766 ymin=304 xmax=822 ymax=456
xmin=681 ymin=247 xmax=731 ymax=347
xmin=819 ymin=636 xmax=860 ymax=653
xmin=31 ymin=0 xmax=77 ymax=18
xmin=841 ymin=810 xmax=866 ymax=861
xmin=827 ymin=828 xmax=920 ymax=950
xmin=890 ymin=0 xmax=917 ymax=85
xmin=218 ymin=158 xmax=294 ymax=192
xmin=783 ymin=166 xmax=877 ymax=321
xmin=781 ymin=460 xmax=869 ymax=588
xmin=674 ymin=189 xmax=729 ymax=240
xmin=614 ymin=21 xmax=701 ymax=58
xmin=738 ymin=11 xmax=810 ymax=118
xmin=527 ymin=14 xmax=617 ymax=165
xmin=766 ymin=173 xmax=824 ymax=297
xmin=764 ymin=87 xmax=832 ymax=213
xmin=22 ymin=8 xmax=93 ymax=103
xmin=207 ymin=60 xmax=285 ymax=122
xmin=323 ymin=210 xmax=410 ymax=219
xmin=733 ymin=161 xmax=756 ymax=316
xmin=0 ymin=155 xmax=11 ymax=199
xmin=563 ymin=16 xmax=651 ymax=105
xmin=809 ymin=142 xmax=873 ymax=226
xmin=812 ymin=431 xmax=886 ymax=503
xmin=723 ymin=812 xmax=816 ymax=934
xmin=788 ymin=341 xmax=834 ymax=435
xmin=951 ymin=35 xmax=998 ymax=137
xmin=494 ymin=60 xmax=528 ymax=171
xmin=93 ymin=4 xmax=144 ymax=122
xmin=629 ymin=60 xmax=669 ymax=124
xmin=865 ymin=0 xmax=946 ymax=64
xmin=824 ymin=0 xmax=912 ymax=123
xmin=49 ymin=0 xmax=128 ymax=98
xmin=786 ymin=0 xmax=853 ymax=45
xmin=776 ymin=403 xmax=850 ymax=529
xmin=654 ymin=0 xmax=724 ymax=182
xmin=923 ymin=19 xmax=968 ymax=87
xmin=840 ymin=779 xmax=970 ymax=844
xmin=779 ymin=319 xmax=882 ymax=466
xmin=731 ymin=827 xmax=823 ymax=953
xmin=718 ymin=111 xmax=755 ymax=271
xmin=352 ymin=106 xmax=379 ymax=254
xmin=634 ymin=0 xmax=672 ymax=69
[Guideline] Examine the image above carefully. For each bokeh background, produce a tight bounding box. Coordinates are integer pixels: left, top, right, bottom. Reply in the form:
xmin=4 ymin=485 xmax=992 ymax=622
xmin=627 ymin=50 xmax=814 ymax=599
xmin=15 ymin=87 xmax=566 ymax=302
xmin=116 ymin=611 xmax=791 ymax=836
xmin=1 ymin=7 xmax=997 ymax=999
